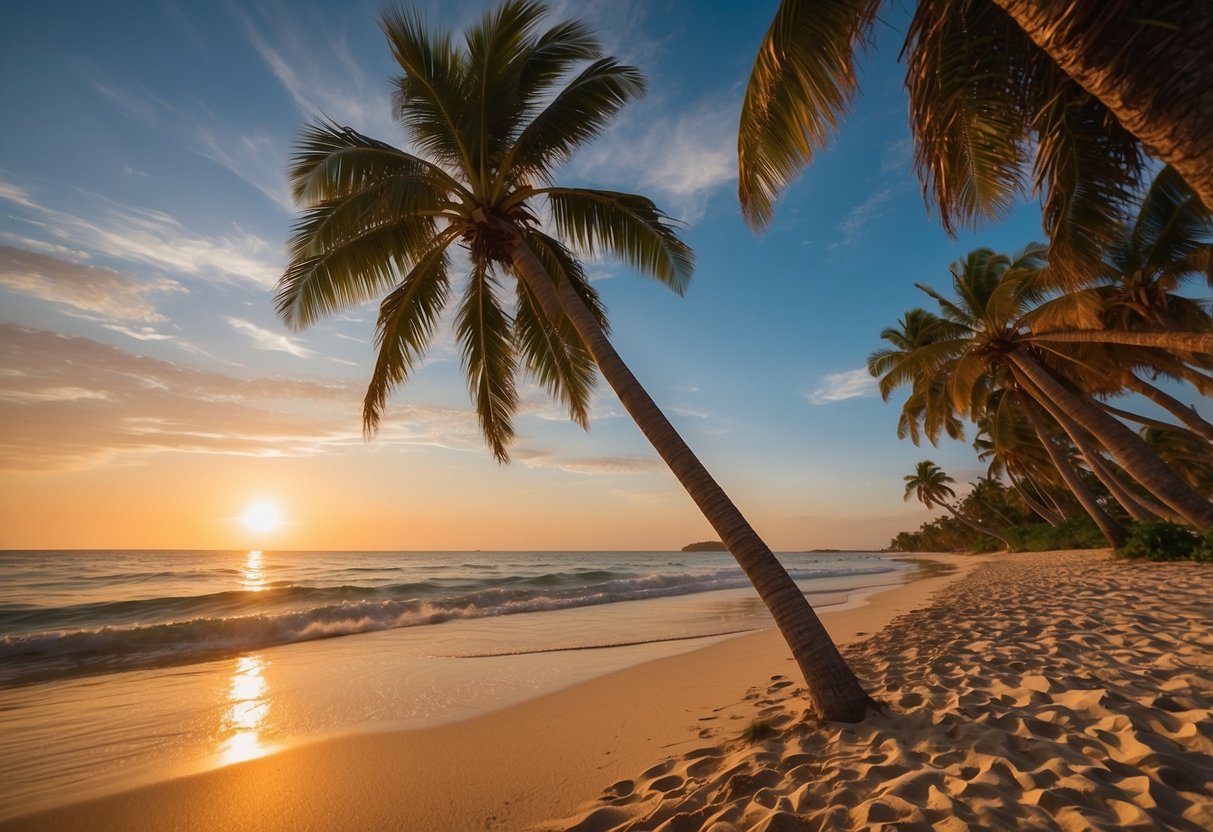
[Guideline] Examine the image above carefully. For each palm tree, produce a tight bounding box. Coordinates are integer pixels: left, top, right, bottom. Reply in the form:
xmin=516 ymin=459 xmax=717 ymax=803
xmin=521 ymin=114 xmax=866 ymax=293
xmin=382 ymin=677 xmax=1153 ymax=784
xmin=738 ymin=1 xmax=1213 ymax=278
xmin=903 ymin=461 xmax=1012 ymax=549
xmin=871 ymin=246 xmax=1213 ymax=530
xmin=987 ymin=1 xmax=1213 ymax=210
xmin=276 ymin=1 xmax=870 ymax=721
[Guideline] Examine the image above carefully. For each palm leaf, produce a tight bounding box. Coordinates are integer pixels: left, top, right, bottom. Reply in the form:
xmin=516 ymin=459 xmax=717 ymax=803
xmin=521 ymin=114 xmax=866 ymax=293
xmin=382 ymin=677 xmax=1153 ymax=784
xmin=543 ymin=187 xmax=693 ymax=294
xmin=465 ymin=0 xmax=548 ymax=179
xmin=738 ymin=0 xmax=882 ymax=229
xmin=288 ymin=120 xmax=467 ymax=205
xmin=275 ymin=195 xmax=446 ymax=329
xmin=363 ymin=238 xmax=454 ymax=433
xmin=380 ymin=5 xmax=474 ymax=177
xmin=504 ymin=58 xmax=645 ymax=189
xmin=904 ymin=0 xmax=1030 ymax=235
xmin=455 ymin=262 xmax=518 ymax=462
xmin=511 ymin=17 xmax=601 ymax=118
xmin=1030 ymin=69 xmax=1144 ymax=287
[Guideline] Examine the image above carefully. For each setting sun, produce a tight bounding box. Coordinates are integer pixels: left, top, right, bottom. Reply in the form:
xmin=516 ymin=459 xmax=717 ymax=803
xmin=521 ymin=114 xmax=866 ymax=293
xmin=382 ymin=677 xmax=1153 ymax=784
xmin=242 ymin=502 xmax=280 ymax=533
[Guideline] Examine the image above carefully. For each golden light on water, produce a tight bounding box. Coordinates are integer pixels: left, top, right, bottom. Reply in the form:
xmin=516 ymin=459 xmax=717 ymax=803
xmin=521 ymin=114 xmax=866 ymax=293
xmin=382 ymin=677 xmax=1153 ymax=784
xmin=219 ymin=654 xmax=271 ymax=765
xmin=242 ymin=549 xmax=266 ymax=592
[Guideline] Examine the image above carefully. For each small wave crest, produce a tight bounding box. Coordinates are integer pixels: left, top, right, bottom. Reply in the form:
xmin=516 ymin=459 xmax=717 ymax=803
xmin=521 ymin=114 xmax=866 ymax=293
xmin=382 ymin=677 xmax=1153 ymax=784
xmin=0 ymin=563 xmax=895 ymax=686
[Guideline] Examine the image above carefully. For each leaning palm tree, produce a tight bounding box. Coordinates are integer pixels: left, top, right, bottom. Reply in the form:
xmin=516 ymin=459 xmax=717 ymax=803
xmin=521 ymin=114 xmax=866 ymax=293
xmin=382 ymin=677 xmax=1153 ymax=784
xmin=276 ymin=1 xmax=870 ymax=721
xmin=739 ymin=0 xmax=1213 ymax=279
xmin=872 ymin=246 xmax=1213 ymax=530
xmin=903 ymin=461 xmax=1012 ymax=549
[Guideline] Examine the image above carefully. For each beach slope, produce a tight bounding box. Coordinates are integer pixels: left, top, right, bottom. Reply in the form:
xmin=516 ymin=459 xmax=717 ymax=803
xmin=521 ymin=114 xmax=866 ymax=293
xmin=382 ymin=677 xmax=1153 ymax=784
xmin=552 ymin=550 xmax=1213 ymax=831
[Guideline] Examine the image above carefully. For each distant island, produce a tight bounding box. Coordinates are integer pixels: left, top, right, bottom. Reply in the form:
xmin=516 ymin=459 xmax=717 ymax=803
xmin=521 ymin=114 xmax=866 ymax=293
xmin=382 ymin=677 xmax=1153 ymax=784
xmin=681 ymin=541 xmax=727 ymax=552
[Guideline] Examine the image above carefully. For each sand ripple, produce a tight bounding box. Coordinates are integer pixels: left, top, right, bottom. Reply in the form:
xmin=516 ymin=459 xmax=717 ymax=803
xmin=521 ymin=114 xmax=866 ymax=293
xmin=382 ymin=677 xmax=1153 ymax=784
xmin=549 ymin=552 xmax=1213 ymax=832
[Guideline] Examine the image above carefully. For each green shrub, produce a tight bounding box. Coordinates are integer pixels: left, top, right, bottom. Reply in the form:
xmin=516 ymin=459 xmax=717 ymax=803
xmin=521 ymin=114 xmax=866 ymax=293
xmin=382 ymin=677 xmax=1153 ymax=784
xmin=1115 ymin=521 xmax=1200 ymax=561
xmin=1192 ymin=529 xmax=1213 ymax=563
xmin=741 ymin=719 xmax=777 ymax=742
xmin=1003 ymin=516 xmax=1107 ymax=553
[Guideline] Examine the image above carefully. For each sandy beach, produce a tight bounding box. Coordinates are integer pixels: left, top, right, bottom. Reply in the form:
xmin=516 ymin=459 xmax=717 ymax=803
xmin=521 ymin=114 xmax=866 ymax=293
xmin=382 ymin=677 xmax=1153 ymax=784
xmin=6 ymin=550 xmax=1211 ymax=831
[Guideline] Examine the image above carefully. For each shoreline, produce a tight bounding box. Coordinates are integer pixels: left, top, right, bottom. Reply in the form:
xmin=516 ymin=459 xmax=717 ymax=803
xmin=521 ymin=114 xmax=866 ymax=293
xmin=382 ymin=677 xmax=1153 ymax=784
xmin=1 ymin=553 xmax=978 ymax=831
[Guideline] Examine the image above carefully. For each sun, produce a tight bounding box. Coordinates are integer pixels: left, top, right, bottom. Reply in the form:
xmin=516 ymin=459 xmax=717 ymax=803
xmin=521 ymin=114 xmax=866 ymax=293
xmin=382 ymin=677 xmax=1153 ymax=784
xmin=242 ymin=501 xmax=281 ymax=533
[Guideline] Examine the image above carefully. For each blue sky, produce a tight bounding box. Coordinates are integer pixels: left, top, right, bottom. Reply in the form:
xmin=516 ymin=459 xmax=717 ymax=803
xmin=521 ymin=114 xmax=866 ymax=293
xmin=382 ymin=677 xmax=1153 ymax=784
xmin=0 ymin=0 xmax=1062 ymax=550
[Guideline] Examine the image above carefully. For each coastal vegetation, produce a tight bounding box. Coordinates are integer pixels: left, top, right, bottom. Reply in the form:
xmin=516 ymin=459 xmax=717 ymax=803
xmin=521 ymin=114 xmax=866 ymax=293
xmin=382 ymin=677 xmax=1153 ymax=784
xmin=872 ymin=167 xmax=1212 ymax=554
xmin=276 ymin=0 xmax=869 ymax=721
xmin=681 ymin=541 xmax=727 ymax=552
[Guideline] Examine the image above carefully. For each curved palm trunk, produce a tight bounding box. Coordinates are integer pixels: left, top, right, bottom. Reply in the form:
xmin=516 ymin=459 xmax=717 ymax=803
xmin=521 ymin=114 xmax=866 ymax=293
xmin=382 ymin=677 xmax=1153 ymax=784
xmin=1085 ymin=452 xmax=1182 ymax=524
xmin=940 ymin=503 xmax=1013 ymax=550
xmin=1095 ymin=399 xmax=1194 ymax=436
xmin=1008 ymin=472 xmax=1062 ymax=526
xmin=1026 ymin=383 xmax=1179 ymax=523
xmin=1122 ymin=373 xmax=1213 ymax=443
xmin=1030 ymin=330 xmax=1213 ymax=354
xmin=506 ymin=233 xmax=872 ymax=722
xmin=1010 ymin=353 xmax=1213 ymax=529
xmin=1020 ymin=396 xmax=1126 ymax=546
xmin=989 ymin=0 xmax=1213 ymax=211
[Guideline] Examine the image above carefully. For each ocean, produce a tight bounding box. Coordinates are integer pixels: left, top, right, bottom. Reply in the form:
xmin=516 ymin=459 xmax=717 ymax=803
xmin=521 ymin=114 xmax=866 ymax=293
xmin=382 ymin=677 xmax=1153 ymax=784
xmin=0 ymin=548 xmax=912 ymax=818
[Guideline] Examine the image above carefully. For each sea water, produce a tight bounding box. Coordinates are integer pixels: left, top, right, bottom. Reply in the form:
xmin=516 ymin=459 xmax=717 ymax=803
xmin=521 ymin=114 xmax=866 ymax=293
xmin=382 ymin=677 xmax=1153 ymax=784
xmin=0 ymin=549 xmax=910 ymax=818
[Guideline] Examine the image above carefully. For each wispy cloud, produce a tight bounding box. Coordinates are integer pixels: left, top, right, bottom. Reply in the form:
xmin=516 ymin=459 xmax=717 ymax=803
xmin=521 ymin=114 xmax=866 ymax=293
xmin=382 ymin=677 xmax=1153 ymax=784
xmin=0 ymin=246 xmax=184 ymax=323
xmin=829 ymin=188 xmax=895 ymax=251
xmin=0 ymin=325 xmax=583 ymax=471
xmin=0 ymin=325 xmax=358 ymax=471
xmin=572 ymin=95 xmax=738 ymax=223
xmin=513 ymin=449 xmax=662 ymax=475
xmin=190 ymin=119 xmax=293 ymax=211
xmin=880 ymin=137 xmax=913 ymax=176
xmin=0 ymin=176 xmax=281 ymax=287
xmin=226 ymin=316 xmax=314 ymax=358
xmin=236 ymin=5 xmax=397 ymax=141
xmin=807 ymin=368 xmax=877 ymax=404
xmin=89 ymin=77 xmax=293 ymax=212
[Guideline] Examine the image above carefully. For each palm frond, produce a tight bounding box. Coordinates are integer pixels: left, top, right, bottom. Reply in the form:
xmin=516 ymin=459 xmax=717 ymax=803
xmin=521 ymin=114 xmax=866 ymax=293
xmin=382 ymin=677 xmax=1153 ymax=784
xmin=504 ymin=58 xmax=645 ymax=190
xmin=363 ymin=240 xmax=453 ymax=434
xmin=465 ymin=0 xmax=548 ymax=177
xmin=738 ymin=0 xmax=882 ymax=230
xmin=510 ymin=230 xmax=604 ymax=429
xmin=456 ymin=262 xmax=518 ymax=462
xmin=1020 ymin=288 xmax=1105 ymax=333
xmin=904 ymin=0 xmax=1030 ymax=235
xmin=277 ymin=217 xmax=448 ymax=330
xmin=380 ymin=5 xmax=474 ymax=177
xmin=1130 ymin=165 xmax=1213 ymax=276
xmin=288 ymin=120 xmax=466 ymax=205
xmin=543 ymin=187 xmax=694 ymax=293
xmin=1030 ymin=69 xmax=1144 ymax=287
xmin=512 ymin=17 xmax=600 ymax=112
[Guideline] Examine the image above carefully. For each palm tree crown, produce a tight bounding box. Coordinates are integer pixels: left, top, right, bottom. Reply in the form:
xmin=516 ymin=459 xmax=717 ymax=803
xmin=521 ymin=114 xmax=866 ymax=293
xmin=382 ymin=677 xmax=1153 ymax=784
xmin=903 ymin=461 xmax=957 ymax=509
xmin=277 ymin=0 xmax=691 ymax=461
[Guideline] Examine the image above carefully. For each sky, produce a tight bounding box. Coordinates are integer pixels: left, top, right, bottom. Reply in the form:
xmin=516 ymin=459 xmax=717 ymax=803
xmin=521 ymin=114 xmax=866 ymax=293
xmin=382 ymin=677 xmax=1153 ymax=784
xmin=0 ymin=0 xmax=1075 ymax=551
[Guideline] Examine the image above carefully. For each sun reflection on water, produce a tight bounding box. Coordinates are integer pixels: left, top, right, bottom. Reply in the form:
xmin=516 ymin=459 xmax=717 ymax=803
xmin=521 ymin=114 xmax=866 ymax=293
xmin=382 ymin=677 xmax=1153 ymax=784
xmin=219 ymin=654 xmax=271 ymax=765
xmin=242 ymin=549 xmax=266 ymax=592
